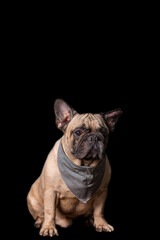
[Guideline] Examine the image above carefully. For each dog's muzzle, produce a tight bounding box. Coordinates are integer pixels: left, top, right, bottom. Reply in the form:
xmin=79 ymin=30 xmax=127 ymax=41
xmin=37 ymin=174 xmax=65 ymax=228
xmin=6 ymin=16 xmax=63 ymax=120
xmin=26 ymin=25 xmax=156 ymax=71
xmin=73 ymin=133 xmax=104 ymax=160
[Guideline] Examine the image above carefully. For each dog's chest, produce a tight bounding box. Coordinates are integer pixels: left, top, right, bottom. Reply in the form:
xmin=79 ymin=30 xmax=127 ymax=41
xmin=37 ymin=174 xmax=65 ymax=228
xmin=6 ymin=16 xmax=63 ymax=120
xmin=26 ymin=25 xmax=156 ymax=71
xmin=58 ymin=192 xmax=94 ymax=216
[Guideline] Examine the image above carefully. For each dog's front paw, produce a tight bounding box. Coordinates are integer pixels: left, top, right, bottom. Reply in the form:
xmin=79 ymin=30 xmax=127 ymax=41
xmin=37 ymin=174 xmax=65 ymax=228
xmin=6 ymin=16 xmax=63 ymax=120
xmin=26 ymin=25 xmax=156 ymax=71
xmin=94 ymin=217 xmax=114 ymax=232
xmin=39 ymin=224 xmax=58 ymax=237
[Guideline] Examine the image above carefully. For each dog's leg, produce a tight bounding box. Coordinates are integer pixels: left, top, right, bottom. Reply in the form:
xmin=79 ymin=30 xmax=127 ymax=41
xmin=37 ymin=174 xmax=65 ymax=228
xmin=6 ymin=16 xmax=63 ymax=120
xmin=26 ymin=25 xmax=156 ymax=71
xmin=55 ymin=209 xmax=73 ymax=228
xmin=39 ymin=187 xmax=59 ymax=237
xmin=84 ymin=207 xmax=94 ymax=226
xmin=93 ymin=190 xmax=114 ymax=232
xmin=27 ymin=184 xmax=44 ymax=228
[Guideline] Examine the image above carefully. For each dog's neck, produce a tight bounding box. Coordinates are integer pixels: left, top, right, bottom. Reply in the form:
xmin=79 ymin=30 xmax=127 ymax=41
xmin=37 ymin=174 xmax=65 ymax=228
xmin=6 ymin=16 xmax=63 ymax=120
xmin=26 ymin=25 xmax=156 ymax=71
xmin=61 ymin=138 xmax=101 ymax=167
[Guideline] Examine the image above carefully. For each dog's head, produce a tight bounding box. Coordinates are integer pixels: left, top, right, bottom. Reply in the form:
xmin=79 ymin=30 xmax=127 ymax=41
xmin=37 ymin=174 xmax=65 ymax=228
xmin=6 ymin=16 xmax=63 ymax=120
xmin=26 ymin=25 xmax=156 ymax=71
xmin=54 ymin=99 xmax=122 ymax=162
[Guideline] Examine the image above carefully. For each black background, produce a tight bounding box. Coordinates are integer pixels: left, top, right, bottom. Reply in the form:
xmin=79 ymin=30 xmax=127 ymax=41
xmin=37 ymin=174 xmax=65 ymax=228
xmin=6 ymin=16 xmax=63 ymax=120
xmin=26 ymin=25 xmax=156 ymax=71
xmin=4 ymin=4 xmax=157 ymax=239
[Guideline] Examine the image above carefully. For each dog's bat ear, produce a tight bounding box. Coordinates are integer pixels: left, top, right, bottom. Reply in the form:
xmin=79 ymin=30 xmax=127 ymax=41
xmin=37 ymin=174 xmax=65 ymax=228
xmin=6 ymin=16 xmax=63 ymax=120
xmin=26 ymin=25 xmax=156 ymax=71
xmin=103 ymin=108 xmax=122 ymax=132
xmin=54 ymin=99 xmax=77 ymax=131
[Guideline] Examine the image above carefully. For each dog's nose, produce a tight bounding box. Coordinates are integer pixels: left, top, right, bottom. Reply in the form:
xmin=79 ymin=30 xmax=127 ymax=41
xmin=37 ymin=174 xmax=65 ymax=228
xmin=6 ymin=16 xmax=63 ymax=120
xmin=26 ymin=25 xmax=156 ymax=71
xmin=87 ymin=134 xmax=100 ymax=143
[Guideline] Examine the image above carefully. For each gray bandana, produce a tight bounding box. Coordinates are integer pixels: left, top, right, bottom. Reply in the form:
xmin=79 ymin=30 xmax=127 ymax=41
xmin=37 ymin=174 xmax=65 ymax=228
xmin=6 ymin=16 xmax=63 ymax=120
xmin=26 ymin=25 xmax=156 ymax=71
xmin=57 ymin=141 xmax=106 ymax=203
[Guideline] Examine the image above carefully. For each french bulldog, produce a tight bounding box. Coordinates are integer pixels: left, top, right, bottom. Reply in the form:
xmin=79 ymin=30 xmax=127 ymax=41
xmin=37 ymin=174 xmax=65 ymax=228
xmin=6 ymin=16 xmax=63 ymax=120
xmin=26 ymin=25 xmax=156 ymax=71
xmin=27 ymin=99 xmax=122 ymax=237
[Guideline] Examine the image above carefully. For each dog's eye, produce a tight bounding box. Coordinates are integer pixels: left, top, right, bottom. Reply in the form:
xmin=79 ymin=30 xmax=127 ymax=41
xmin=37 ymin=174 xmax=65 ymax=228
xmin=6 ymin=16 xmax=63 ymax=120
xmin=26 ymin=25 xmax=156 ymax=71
xmin=102 ymin=128 xmax=107 ymax=136
xmin=74 ymin=130 xmax=82 ymax=136
xmin=98 ymin=127 xmax=107 ymax=137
